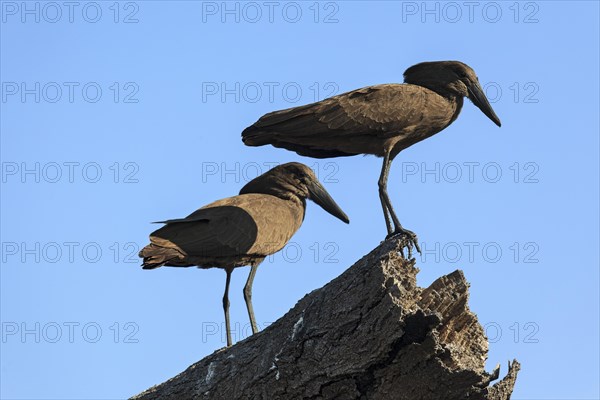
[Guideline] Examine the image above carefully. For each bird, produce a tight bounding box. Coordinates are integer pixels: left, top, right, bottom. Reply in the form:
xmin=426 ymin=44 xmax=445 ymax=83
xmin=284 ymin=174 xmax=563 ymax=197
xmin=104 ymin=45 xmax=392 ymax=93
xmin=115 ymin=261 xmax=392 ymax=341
xmin=139 ymin=162 xmax=349 ymax=347
xmin=242 ymin=61 xmax=501 ymax=258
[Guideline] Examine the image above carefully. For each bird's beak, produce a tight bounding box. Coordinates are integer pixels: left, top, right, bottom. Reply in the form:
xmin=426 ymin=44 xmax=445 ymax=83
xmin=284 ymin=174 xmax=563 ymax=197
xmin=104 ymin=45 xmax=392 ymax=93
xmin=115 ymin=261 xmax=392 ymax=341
xmin=468 ymin=81 xmax=502 ymax=127
xmin=307 ymin=180 xmax=350 ymax=224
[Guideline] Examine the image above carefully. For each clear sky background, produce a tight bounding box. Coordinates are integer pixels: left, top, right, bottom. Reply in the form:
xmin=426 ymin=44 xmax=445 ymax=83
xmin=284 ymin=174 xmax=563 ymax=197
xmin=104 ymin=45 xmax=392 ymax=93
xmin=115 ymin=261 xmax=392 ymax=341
xmin=1 ymin=1 xmax=599 ymax=399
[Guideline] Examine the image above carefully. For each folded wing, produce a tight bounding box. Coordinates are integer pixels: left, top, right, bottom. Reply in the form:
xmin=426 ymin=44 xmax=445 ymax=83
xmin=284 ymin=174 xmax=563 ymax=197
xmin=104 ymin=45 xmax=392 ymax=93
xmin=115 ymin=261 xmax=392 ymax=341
xmin=140 ymin=205 xmax=258 ymax=269
xmin=242 ymin=84 xmax=427 ymax=157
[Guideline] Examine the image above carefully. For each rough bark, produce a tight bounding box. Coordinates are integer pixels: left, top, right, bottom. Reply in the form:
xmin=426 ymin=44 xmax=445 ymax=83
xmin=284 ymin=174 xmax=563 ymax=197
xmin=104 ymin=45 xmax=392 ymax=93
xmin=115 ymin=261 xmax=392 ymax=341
xmin=132 ymin=238 xmax=520 ymax=400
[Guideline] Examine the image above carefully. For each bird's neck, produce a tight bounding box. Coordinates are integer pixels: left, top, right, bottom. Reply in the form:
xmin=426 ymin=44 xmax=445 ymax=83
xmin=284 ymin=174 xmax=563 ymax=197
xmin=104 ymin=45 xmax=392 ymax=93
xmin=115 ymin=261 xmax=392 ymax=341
xmin=448 ymin=96 xmax=464 ymax=124
xmin=417 ymin=82 xmax=461 ymax=101
xmin=422 ymin=85 xmax=464 ymax=117
xmin=268 ymin=191 xmax=306 ymax=223
xmin=252 ymin=186 xmax=306 ymax=210
xmin=417 ymin=83 xmax=464 ymax=117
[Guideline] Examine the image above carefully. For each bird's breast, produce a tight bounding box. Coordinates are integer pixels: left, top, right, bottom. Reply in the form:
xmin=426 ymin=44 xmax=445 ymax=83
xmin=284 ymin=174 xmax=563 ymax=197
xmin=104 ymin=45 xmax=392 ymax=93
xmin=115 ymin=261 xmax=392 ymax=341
xmin=390 ymin=91 xmax=462 ymax=155
xmin=247 ymin=196 xmax=304 ymax=255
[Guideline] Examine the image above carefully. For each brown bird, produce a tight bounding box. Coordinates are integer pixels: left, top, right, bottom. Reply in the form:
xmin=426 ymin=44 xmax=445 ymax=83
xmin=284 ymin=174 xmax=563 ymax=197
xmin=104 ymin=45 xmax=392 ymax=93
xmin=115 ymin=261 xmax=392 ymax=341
xmin=139 ymin=162 xmax=349 ymax=347
xmin=242 ymin=61 xmax=501 ymax=257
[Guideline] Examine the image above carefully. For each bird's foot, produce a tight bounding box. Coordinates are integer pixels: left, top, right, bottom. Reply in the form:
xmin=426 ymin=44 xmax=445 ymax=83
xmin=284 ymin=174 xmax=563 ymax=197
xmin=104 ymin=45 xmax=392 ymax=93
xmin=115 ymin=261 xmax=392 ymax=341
xmin=386 ymin=228 xmax=421 ymax=259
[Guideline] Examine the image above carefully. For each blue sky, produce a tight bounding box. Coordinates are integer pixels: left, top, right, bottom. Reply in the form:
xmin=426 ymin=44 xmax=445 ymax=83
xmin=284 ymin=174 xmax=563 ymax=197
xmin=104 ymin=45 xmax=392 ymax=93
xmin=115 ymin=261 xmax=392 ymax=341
xmin=1 ymin=1 xmax=599 ymax=399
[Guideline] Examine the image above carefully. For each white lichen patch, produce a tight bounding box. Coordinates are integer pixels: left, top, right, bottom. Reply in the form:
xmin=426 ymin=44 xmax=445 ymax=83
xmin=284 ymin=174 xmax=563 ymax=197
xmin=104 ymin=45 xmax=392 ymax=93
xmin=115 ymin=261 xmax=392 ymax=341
xmin=270 ymin=361 xmax=281 ymax=380
xmin=291 ymin=316 xmax=304 ymax=340
xmin=205 ymin=362 xmax=216 ymax=385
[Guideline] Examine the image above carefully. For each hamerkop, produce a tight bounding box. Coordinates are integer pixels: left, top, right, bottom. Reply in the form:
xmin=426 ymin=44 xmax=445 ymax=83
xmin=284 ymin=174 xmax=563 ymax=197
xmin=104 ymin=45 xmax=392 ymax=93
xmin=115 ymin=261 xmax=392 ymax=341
xmin=139 ymin=162 xmax=349 ymax=347
xmin=242 ymin=61 xmax=501 ymax=257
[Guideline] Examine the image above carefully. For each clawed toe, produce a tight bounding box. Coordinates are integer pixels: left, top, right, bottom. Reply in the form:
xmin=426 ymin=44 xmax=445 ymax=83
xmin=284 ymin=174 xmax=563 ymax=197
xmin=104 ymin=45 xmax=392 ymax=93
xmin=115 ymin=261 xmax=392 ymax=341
xmin=386 ymin=229 xmax=421 ymax=259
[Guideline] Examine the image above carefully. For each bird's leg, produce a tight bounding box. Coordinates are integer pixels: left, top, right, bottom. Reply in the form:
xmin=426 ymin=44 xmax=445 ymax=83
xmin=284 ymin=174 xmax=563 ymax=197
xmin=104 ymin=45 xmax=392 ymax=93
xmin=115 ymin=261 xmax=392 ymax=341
xmin=379 ymin=152 xmax=404 ymax=232
xmin=379 ymin=191 xmax=393 ymax=236
xmin=378 ymin=153 xmax=421 ymax=258
xmin=243 ymin=263 xmax=260 ymax=335
xmin=223 ymin=268 xmax=233 ymax=347
xmin=378 ymin=154 xmax=394 ymax=236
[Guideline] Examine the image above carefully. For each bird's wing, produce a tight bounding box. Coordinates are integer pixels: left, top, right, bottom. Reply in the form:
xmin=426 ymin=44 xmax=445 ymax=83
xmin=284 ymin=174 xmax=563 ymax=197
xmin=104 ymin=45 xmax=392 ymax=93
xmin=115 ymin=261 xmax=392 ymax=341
xmin=243 ymin=84 xmax=426 ymax=140
xmin=152 ymin=216 xmax=208 ymax=224
xmin=149 ymin=205 xmax=258 ymax=258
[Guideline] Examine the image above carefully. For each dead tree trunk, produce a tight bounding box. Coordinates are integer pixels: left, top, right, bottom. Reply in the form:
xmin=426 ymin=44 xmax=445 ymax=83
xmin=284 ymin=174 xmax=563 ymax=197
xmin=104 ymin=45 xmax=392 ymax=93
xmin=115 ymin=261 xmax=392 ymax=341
xmin=132 ymin=238 xmax=520 ymax=400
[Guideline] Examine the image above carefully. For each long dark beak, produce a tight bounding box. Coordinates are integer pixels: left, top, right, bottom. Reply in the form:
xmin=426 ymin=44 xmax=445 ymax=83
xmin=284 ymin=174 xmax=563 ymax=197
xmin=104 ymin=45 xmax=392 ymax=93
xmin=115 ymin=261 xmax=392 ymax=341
xmin=468 ymin=81 xmax=502 ymax=127
xmin=307 ymin=180 xmax=349 ymax=224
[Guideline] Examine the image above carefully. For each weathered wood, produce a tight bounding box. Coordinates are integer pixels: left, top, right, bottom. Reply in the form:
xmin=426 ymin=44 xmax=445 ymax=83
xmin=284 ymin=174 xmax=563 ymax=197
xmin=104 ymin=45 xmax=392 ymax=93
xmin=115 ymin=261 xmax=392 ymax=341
xmin=132 ymin=237 xmax=520 ymax=400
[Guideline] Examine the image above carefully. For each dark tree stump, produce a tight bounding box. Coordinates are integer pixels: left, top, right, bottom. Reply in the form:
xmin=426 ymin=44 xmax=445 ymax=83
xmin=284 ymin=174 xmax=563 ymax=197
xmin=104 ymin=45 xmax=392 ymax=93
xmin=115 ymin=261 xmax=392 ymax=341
xmin=132 ymin=238 xmax=520 ymax=400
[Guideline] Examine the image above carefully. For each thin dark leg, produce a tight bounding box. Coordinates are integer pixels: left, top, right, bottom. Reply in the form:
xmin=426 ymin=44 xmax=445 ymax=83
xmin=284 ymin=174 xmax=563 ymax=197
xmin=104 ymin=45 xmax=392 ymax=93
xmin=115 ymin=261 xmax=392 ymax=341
xmin=378 ymin=151 xmax=421 ymax=257
xmin=243 ymin=263 xmax=260 ymax=335
xmin=223 ymin=268 xmax=233 ymax=347
xmin=379 ymin=151 xmax=406 ymax=231
xmin=378 ymin=153 xmax=394 ymax=235
xmin=379 ymin=191 xmax=393 ymax=235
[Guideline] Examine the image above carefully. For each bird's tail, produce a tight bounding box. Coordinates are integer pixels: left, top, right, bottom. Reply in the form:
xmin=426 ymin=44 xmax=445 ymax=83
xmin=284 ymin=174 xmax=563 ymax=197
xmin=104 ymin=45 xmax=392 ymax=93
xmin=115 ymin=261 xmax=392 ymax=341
xmin=139 ymin=243 xmax=182 ymax=270
xmin=241 ymin=125 xmax=273 ymax=147
xmin=242 ymin=126 xmax=355 ymax=158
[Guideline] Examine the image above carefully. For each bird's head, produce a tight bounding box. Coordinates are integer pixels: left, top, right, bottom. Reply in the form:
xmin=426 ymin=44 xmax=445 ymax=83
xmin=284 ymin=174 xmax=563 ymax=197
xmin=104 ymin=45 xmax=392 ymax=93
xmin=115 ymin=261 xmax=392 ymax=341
xmin=240 ymin=162 xmax=349 ymax=224
xmin=404 ymin=61 xmax=501 ymax=127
